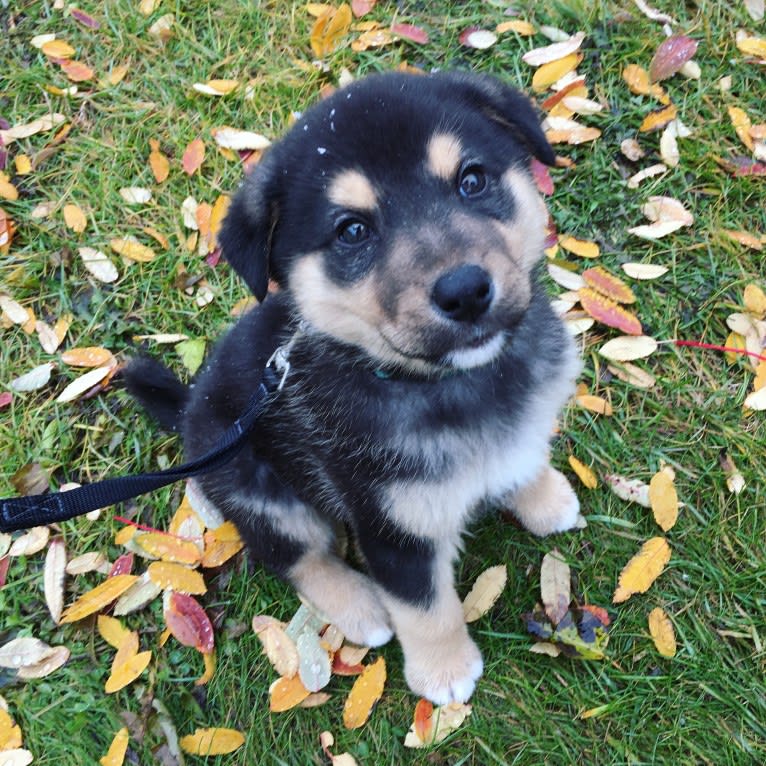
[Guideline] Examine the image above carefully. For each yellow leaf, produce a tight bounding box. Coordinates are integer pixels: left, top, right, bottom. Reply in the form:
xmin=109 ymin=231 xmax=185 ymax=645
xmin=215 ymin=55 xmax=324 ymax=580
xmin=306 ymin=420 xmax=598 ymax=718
xmin=14 ymin=155 xmax=32 ymax=175
xmin=558 ymin=235 xmax=600 ymax=258
xmin=728 ymin=106 xmax=754 ymax=151
xmin=496 ymin=19 xmax=535 ymax=36
xmin=99 ymin=727 xmax=129 ymax=766
xmin=114 ymin=525 xmax=136 ymax=546
xmin=60 ymin=574 xmax=139 ymax=623
xmin=62 ymin=203 xmax=87 ymax=232
xmin=108 ymin=63 xmax=129 ymax=85
xmin=575 ymin=393 xmax=614 ymax=416
xmin=269 ymin=674 xmax=311 ymax=712
xmin=98 ymin=615 xmax=133 ymax=649
xmin=147 ymin=561 xmax=207 ymax=594
xmin=195 ymin=648 xmax=216 ymax=686
xmin=743 ymin=283 xmax=766 ymax=317
xmin=639 ymin=104 xmax=678 ymax=133
xmin=723 ymin=331 xmax=746 ymax=364
xmin=461 ymin=564 xmax=507 ymax=622
xmin=532 ymin=53 xmax=582 ymax=92
xmin=754 ymin=361 xmax=766 ymax=392
xmin=110 ymin=236 xmax=156 ymax=262
xmin=613 ymin=537 xmax=671 ymax=604
xmin=343 ymin=657 xmax=386 ymax=729
xmin=736 ymin=35 xmax=766 ymax=59
xmin=135 ymin=532 xmax=202 ymax=564
xmin=180 ymin=728 xmax=245 ymax=756
xmin=568 ymin=455 xmax=598 ymax=489
xmin=0 ymin=173 xmax=19 ymax=201
xmin=647 ymin=607 xmax=677 ymax=657
xmin=648 ymin=468 xmax=678 ymax=531
xmin=0 ymin=709 xmax=23 ymax=750
xmin=42 ymin=39 xmax=76 ymax=58
xmin=310 ymin=4 xmax=353 ymax=57
xmin=622 ymin=64 xmax=669 ymax=102
xmin=105 ymin=649 xmax=152 ymax=693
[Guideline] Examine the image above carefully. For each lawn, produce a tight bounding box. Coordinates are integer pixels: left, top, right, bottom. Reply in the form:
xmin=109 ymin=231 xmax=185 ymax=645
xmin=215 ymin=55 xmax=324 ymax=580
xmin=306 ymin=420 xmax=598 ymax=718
xmin=1 ymin=1 xmax=765 ymax=764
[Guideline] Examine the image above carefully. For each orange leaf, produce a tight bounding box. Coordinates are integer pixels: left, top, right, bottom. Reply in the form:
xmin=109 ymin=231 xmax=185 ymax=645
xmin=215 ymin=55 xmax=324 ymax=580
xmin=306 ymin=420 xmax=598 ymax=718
xmin=149 ymin=139 xmax=170 ymax=183
xmin=568 ymin=455 xmax=598 ymax=489
xmin=647 ymin=607 xmax=677 ymax=657
xmin=135 ymin=531 xmax=201 ymax=564
xmin=579 ymin=288 xmax=642 ymax=335
xmin=59 ymin=59 xmax=94 ymax=82
xmin=42 ymin=39 xmax=76 ymax=58
xmin=639 ymin=104 xmax=678 ymax=133
xmin=182 ymin=138 xmax=205 ymax=176
xmin=147 ymin=561 xmax=207 ymax=594
xmin=622 ymin=64 xmax=669 ymax=102
xmin=269 ymin=674 xmax=311 ymax=712
xmin=310 ymin=4 xmax=352 ymax=57
xmin=648 ymin=468 xmax=679 ymax=532
xmin=582 ymin=266 xmax=635 ymax=304
xmin=60 ymin=574 xmax=138 ymax=623
xmin=104 ymin=650 xmax=152 ymax=693
xmin=575 ymin=393 xmax=613 ymax=416
xmin=0 ymin=709 xmax=22 ymax=750
xmin=558 ymin=235 xmax=599 ymax=258
xmin=61 ymin=346 xmax=115 ymax=367
xmin=164 ymin=592 xmax=214 ymax=652
xmin=180 ymin=728 xmax=245 ymax=756
xmin=613 ymin=537 xmax=671 ymax=604
xmin=413 ymin=698 xmax=434 ymax=742
xmin=343 ymin=656 xmax=386 ymax=729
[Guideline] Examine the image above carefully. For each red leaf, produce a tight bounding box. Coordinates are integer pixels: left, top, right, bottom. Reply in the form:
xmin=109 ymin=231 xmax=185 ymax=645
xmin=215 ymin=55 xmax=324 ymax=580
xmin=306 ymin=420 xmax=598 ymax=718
xmin=649 ymin=35 xmax=698 ymax=82
xmin=0 ymin=556 xmax=9 ymax=588
xmin=531 ymin=158 xmax=554 ymax=195
xmin=715 ymin=155 xmax=766 ymax=177
xmin=391 ymin=23 xmax=429 ymax=44
xmin=0 ymin=391 xmax=12 ymax=409
xmin=413 ymin=698 xmax=434 ymax=741
xmin=579 ymin=288 xmax=643 ymax=335
xmin=351 ymin=0 xmax=376 ymax=17
xmin=109 ymin=552 xmax=134 ymax=577
xmin=70 ymin=7 xmax=101 ymax=29
xmin=165 ymin=592 xmax=215 ymax=653
xmin=582 ymin=266 xmax=636 ymax=304
xmin=182 ymin=138 xmax=205 ymax=176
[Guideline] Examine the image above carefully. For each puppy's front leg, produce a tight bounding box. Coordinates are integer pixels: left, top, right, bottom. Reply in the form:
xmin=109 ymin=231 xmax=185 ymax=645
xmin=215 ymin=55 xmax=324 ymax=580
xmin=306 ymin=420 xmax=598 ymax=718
xmin=358 ymin=530 xmax=482 ymax=705
xmin=507 ymin=462 xmax=584 ymax=537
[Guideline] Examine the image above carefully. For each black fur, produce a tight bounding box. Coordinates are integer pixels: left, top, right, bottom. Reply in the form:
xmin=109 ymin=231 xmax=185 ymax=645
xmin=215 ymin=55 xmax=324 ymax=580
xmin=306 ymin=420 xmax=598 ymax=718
xmin=124 ymin=71 xmax=581 ymax=704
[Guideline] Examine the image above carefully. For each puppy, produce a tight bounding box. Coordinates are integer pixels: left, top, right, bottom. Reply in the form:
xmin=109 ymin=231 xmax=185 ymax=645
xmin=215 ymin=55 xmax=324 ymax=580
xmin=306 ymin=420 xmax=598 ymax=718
xmin=124 ymin=71 xmax=583 ymax=704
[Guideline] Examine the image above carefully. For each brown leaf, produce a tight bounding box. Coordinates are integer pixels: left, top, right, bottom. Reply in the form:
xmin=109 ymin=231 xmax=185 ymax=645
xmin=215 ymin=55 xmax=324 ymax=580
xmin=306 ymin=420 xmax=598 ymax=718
xmin=649 ymin=35 xmax=698 ymax=82
xmin=613 ymin=537 xmax=671 ymax=604
xmin=164 ymin=592 xmax=214 ymax=653
xmin=182 ymin=138 xmax=205 ymax=176
xmin=540 ymin=549 xmax=570 ymax=625
xmin=462 ymin=564 xmax=507 ymax=622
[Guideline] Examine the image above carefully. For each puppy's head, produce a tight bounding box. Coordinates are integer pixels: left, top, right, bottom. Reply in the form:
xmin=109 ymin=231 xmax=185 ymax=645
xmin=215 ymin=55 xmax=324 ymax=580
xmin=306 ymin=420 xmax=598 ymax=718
xmin=219 ymin=71 xmax=555 ymax=374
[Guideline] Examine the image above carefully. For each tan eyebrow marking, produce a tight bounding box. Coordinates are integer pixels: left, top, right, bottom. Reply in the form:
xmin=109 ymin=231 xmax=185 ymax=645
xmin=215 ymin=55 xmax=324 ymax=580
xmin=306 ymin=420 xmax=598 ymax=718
xmin=426 ymin=132 xmax=463 ymax=181
xmin=327 ymin=169 xmax=378 ymax=211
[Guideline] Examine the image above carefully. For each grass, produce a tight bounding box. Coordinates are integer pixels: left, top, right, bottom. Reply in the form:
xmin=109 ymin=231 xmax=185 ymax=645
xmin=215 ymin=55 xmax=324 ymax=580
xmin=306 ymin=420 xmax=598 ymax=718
xmin=1 ymin=0 xmax=765 ymax=764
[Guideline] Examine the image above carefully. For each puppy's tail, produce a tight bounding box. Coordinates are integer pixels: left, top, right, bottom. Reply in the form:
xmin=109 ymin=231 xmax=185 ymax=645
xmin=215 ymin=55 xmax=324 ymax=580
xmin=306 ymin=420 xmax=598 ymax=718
xmin=122 ymin=357 xmax=189 ymax=433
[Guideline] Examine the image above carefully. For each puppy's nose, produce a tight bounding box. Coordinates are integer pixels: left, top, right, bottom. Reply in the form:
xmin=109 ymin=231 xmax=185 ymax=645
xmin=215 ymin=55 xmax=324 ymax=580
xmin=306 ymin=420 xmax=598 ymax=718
xmin=431 ymin=265 xmax=494 ymax=322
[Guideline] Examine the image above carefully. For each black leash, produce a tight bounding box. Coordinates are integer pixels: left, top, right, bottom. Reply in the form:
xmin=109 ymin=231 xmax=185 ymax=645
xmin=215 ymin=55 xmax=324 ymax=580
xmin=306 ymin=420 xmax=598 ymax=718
xmin=0 ymin=347 xmax=291 ymax=534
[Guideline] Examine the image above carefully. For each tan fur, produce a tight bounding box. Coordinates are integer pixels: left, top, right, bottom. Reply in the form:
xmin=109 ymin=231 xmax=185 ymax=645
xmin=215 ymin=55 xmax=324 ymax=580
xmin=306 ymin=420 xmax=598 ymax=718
xmin=426 ymin=133 xmax=463 ymax=181
xmin=508 ymin=464 xmax=582 ymax=536
xmin=328 ymin=169 xmax=378 ymax=211
xmin=495 ymin=168 xmax=549 ymax=268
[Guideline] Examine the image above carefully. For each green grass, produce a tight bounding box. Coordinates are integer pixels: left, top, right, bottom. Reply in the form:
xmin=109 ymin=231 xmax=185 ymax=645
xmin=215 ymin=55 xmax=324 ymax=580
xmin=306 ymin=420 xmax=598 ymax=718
xmin=2 ymin=1 xmax=765 ymax=764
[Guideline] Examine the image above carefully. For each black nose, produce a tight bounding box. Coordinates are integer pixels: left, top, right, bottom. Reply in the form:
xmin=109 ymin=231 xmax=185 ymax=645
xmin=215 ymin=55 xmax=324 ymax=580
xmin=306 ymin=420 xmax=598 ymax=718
xmin=431 ymin=265 xmax=494 ymax=322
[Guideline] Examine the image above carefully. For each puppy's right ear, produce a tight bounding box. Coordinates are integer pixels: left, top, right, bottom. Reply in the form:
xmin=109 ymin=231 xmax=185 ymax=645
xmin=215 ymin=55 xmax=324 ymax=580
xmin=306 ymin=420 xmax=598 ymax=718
xmin=218 ymin=152 xmax=280 ymax=301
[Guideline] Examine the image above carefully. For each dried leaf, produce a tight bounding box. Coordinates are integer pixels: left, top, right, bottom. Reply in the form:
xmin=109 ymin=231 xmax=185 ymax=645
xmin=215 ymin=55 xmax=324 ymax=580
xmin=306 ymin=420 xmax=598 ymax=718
xmin=720 ymin=452 xmax=746 ymax=494
xmin=343 ymin=656 xmax=386 ymax=729
xmin=459 ymin=28 xmax=498 ymax=50
xmin=721 ymin=229 xmax=763 ymax=251
xmin=604 ymin=474 xmax=651 ymax=507
xmin=113 ymin=571 xmax=163 ymax=615
xmin=583 ymin=266 xmax=636 ymax=304
xmin=310 ymin=4 xmax=353 ymax=57
xmin=44 ymin=538 xmax=66 ymax=623
xmin=60 ymin=574 xmax=138 ymax=623
xmin=253 ymin=619 xmax=299 ymax=678
xmin=192 ymin=79 xmax=239 ymax=96
xmin=743 ymin=283 xmax=766 ymax=317
xmin=0 ymin=637 xmax=52 ymax=668
xmin=622 ymin=64 xmax=668 ymax=101
xmin=744 ymin=386 xmax=766 ymax=410
xmin=16 ymin=644 xmax=70 ymax=679
xmin=55 ymin=364 xmax=114 ymax=403
xmin=61 ymin=347 xmax=115 ymax=368
xmin=607 ymin=362 xmax=656 ymax=389
xmin=135 ymin=532 xmax=201 ymax=564
xmin=0 ymin=114 xmax=66 ymax=145
xmin=627 ymin=163 xmax=668 ymax=189
xmin=613 ymin=537 xmax=671 ymax=604
xmin=63 ymin=203 xmax=87 ymax=233
xmin=211 ymin=127 xmax=271 ymax=151
xmin=147 ymin=561 xmax=206 ymax=594
xmin=628 ymin=220 xmax=686 ymax=240
xmin=196 ymin=648 xmax=216 ymax=685
xmin=269 ymin=674 xmax=311 ymax=712
xmin=105 ymin=649 xmax=152 ymax=693
xmin=59 ymin=59 xmax=95 ymax=82
xmin=568 ymin=455 xmax=599 ymax=489
xmin=648 ymin=607 xmax=677 ymax=657
xmin=404 ymin=701 xmax=472 ymax=748
xmin=179 ymin=728 xmax=245 ymax=757
xmin=579 ymin=289 xmax=642 ymax=335
xmin=496 ymin=19 xmax=536 ymax=36
xmin=559 ymin=235 xmax=599 ymax=259
xmin=164 ymin=592 xmax=214 ymax=653
xmin=8 ymin=526 xmax=50 ymax=556
xmin=649 ymin=35 xmax=698 ymax=82
xmin=736 ymin=34 xmax=766 ymax=59
xmin=575 ymin=393 xmax=614 ymax=416
xmin=182 ymin=138 xmax=205 ymax=176
xmin=541 ymin=550 xmax=570 ymax=625
xmin=119 ymin=187 xmax=152 ymax=205
xmin=639 ymin=104 xmax=678 ymax=133
xmin=78 ymin=247 xmax=119 ymax=283
xmin=391 ymin=23 xmax=429 ymax=44
xmin=648 ymin=467 xmax=679 ymax=532
xmin=99 ymin=727 xmax=129 ymax=766
xmin=110 ymin=236 xmax=155 ymax=263
xmin=297 ymin=631 xmax=332 ymax=692
xmin=10 ymin=362 xmax=55 ymax=392
xmin=523 ymin=31 xmax=585 ymax=66
xmin=462 ymin=564 xmax=507 ymax=622
xmin=621 ymin=263 xmax=668 ymax=280
xmin=532 ymin=53 xmax=582 ymax=92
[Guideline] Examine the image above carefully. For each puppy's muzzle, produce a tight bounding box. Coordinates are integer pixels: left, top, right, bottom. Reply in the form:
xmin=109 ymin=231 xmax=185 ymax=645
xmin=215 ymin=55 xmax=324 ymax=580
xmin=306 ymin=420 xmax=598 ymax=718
xmin=431 ymin=264 xmax=494 ymax=322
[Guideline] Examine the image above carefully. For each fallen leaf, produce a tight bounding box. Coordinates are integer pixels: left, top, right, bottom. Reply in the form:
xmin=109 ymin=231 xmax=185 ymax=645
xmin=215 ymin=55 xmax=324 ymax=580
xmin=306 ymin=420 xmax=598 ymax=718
xmin=579 ymin=288 xmax=642 ymax=335
xmin=744 ymin=386 xmax=766 ymax=410
xmin=105 ymin=649 xmax=152 ymax=693
xmin=182 ymin=138 xmax=205 ymax=176
xmin=147 ymin=561 xmax=207 ymax=594
xmin=532 ymin=53 xmax=583 ymax=92
xmin=119 ymin=187 xmax=152 ymax=205
xmin=8 ymin=526 xmax=50 ymax=556
xmin=606 ymin=362 xmax=657 ymax=389
xmin=522 ymin=31 xmax=585 ymax=66
xmin=113 ymin=572 xmax=163 ymax=616
xmin=462 ymin=564 xmax=507 ymax=622
xmin=98 ymin=615 xmax=133 ymax=649
xmin=99 ymin=727 xmax=129 ymax=766
xmin=613 ymin=537 xmax=671 ymax=604
xmin=109 ymin=236 xmax=155 ymax=263
xmin=10 ymin=362 xmax=55 ymax=392
xmin=59 ymin=59 xmax=94 ymax=82
xmin=16 ymin=644 xmax=70 ymax=679
xmin=311 ymin=4 xmax=353 ymax=57
xmin=135 ymin=532 xmax=201 ymax=564
xmin=621 ymin=263 xmax=668 ymax=280
xmin=647 ymin=607 xmax=677 ymax=657
xmin=639 ymin=104 xmax=678 ymax=133
xmin=0 ymin=114 xmax=67 ymax=145
xmin=627 ymin=220 xmax=686 ymax=240
xmin=559 ymin=235 xmax=600 ymax=258
xmin=164 ymin=592 xmax=215 ymax=652
xmin=743 ymin=283 xmax=766 ymax=317
xmin=196 ymin=648 xmax=216 ymax=685
xmin=736 ymin=33 xmax=766 ymax=59
xmin=343 ymin=656 xmax=386 ymax=729
xmin=192 ymin=79 xmax=239 ymax=96
xmin=352 ymin=27 xmax=395 ymax=51
xmin=211 ymin=127 xmax=271 ymax=151
xmin=78 ymin=247 xmax=119 ymax=283
xmin=320 ymin=730 xmax=359 ymax=765
xmin=649 ymin=35 xmax=698 ymax=82
xmin=541 ymin=550 xmax=570 ymax=625
xmin=648 ymin=467 xmax=679 ymax=531
xmin=269 ymin=674 xmax=311 ymax=712
xmin=41 ymin=39 xmax=75 ymax=58
xmin=297 ymin=631 xmax=332 ymax=692
xmin=63 ymin=203 xmax=87 ymax=232
xmin=55 ymin=364 xmax=114 ymax=403
xmin=61 ymin=347 xmax=115 ymax=368
xmin=721 ymin=230 xmax=763 ymax=251
xmin=253 ymin=618 xmax=299 ymax=678
xmin=391 ymin=23 xmax=429 ymax=44
xmin=583 ymin=266 xmax=636 ymax=304
xmin=44 ymin=538 xmax=66 ymax=624
xmin=178 ymin=727 xmax=245 ymax=756
xmin=0 ymin=637 xmax=52 ymax=669
xmin=404 ymin=702 xmax=472 ymax=748
xmin=523 ymin=603 xmax=610 ymax=659
xmin=496 ymin=19 xmax=536 ymax=36
xmin=575 ymin=393 xmax=614 ymax=416
xmin=621 ymin=138 xmax=645 ymax=161
xmin=627 ymin=163 xmax=668 ymax=189
xmin=622 ymin=64 xmax=668 ymax=102
xmin=0 ymin=708 xmax=22 ymax=749
xmin=459 ymin=28 xmax=498 ymax=50
xmin=604 ymin=474 xmax=651 ymax=507
xmin=720 ymin=452 xmax=746 ymax=494
xmin=60 ymin=574 xmax=138 ymax=623
xmin=568 ymin=455 xmax=598 ymax=489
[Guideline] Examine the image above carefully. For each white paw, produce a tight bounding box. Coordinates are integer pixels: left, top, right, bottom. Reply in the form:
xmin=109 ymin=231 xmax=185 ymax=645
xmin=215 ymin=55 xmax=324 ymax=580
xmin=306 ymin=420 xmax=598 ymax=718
xmin=332 ymin=599 xmax=393 ymax=648
xmin=404 ymin=634 xmax=483 ymax=705
xmin=548 ymin=478 xmax=581 ymax=533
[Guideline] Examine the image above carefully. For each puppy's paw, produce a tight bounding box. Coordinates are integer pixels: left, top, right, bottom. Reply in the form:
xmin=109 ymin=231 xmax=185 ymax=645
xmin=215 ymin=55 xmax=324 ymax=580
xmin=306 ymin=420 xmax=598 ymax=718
xmin=403 ymin=629 xmax=483 ymax=705
xmin=511 ymin=466 xmax=583 ymax=537
xmin=327 ymin=590 xmax=394 ymax=648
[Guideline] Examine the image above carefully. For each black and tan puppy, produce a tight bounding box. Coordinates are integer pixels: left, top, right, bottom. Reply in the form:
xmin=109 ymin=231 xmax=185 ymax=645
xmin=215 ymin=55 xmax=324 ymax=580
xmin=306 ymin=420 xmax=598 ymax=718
xmin=125 ymin=71 xmax=583 ymax=704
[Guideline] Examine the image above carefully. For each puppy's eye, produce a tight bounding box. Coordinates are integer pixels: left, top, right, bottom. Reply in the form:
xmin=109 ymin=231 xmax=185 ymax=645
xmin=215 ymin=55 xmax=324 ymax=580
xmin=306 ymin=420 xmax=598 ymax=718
xmin=458 ymin=165 xmax=487 ymax=198
xmin=337 ymin=218 xmax=370 ymax=245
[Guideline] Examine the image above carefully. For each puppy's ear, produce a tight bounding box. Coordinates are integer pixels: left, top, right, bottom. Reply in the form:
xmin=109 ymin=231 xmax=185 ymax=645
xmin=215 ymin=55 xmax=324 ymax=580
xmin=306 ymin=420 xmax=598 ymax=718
xmin=438 ymin=72 xmax=556 ymax=167
xmin=218 ymin=151 xmax=280 ymax=301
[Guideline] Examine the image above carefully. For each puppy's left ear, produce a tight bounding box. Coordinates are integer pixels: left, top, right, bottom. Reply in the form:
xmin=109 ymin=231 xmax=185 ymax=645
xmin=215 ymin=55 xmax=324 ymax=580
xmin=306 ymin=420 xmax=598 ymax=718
xmin=438 ymin=72 xmax=556 ymax=167
xmin=218 ymin=151 xmax=281 ymax=301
